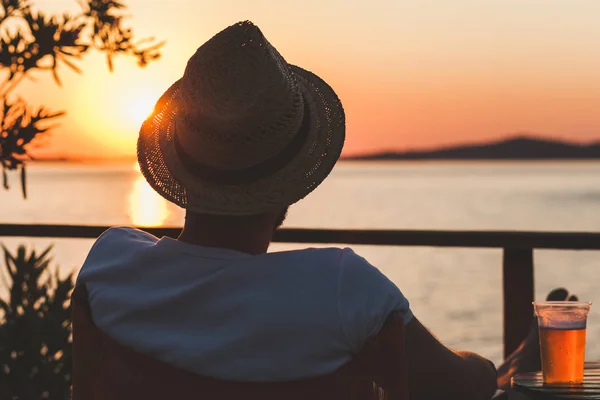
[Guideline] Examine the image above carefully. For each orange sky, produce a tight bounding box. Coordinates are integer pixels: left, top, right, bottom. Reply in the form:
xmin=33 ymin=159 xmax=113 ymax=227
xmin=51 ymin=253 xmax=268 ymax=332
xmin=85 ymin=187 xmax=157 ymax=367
xmin=14 ymin=0 xmax=600 ymax=159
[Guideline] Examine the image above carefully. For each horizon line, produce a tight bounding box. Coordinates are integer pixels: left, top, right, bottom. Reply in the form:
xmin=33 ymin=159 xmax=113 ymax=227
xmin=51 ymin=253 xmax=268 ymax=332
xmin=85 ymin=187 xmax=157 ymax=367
xmin=30 ymin=133 xmax=600 ymax=162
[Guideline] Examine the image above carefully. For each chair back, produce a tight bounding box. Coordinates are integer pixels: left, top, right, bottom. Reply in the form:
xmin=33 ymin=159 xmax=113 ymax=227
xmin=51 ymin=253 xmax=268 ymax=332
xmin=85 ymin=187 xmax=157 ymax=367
xmin=72 ymin=285 xmax=409 ymax=400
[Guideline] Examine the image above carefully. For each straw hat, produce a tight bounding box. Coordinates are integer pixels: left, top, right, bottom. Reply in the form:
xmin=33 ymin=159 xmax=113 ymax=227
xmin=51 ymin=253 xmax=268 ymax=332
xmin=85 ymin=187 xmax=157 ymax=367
xmin=137 ymin=21 xmax=345 ymax=215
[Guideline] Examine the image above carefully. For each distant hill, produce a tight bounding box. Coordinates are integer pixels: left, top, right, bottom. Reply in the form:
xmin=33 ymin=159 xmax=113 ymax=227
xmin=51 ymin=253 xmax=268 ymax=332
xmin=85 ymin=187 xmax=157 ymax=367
xmin=344 ymin=136 xmax=600 ymax=161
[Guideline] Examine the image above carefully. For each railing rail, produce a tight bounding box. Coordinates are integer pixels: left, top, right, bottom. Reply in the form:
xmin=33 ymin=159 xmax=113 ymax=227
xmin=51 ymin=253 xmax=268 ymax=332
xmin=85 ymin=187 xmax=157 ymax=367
xmin=2 ymin=224 xmax=600 ymax=249
xmin=2 ymin=223 xmax=600 ymax=359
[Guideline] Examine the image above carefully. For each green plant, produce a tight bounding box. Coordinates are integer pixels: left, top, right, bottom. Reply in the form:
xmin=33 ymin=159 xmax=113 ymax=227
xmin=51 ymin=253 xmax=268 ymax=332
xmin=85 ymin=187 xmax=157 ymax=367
xmin=0 ymin=0 xmax=164 ymax=197
xmin=0 ymin=244 xmax=73 ymax=400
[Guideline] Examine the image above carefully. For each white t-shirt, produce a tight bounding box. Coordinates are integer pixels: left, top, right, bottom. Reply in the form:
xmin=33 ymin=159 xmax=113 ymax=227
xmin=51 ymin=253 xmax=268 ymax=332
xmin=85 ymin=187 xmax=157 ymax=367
xmin=77 ymin=227 xmax=413 ymax=381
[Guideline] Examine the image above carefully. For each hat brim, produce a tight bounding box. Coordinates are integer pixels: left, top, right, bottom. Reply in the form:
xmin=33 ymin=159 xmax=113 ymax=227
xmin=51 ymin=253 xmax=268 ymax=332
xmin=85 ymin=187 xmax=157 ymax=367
xmin=137 ymin=66 xmax=345 ymax=216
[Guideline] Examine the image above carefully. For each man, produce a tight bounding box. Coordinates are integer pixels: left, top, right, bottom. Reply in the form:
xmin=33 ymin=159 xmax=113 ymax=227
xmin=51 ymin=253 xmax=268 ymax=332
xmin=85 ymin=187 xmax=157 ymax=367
xmin=78 ymin=21 xmax=538 ymax=399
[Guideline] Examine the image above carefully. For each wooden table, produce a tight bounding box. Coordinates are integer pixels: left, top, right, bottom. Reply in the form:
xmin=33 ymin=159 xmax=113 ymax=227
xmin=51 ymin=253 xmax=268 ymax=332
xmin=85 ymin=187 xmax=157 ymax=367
xmin=511 ymin=362 xmax=600 ymax=399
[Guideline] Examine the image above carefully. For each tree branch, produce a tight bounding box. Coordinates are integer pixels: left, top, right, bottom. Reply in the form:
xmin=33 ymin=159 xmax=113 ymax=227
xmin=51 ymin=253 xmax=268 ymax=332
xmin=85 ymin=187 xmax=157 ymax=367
xmin=1 ymin=0 xmax=163 ymax=197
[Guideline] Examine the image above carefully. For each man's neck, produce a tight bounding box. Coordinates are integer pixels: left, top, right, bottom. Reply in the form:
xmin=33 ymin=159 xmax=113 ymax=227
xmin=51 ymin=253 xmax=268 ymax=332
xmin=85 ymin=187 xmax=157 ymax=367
xmin=177 ymin=215 xmax=275 ymax=255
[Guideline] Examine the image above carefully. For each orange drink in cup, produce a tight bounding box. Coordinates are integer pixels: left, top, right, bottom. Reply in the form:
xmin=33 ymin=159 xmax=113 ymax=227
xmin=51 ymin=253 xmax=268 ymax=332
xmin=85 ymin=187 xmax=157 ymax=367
xmin=533 ymin=301 xmax=591 ymax=384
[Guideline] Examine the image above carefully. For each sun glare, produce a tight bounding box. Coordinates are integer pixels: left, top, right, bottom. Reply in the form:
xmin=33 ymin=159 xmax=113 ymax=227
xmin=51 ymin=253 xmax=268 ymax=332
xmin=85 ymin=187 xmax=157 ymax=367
xmin=128 ymin=172 xmax=169 ymax=227
xmin=131 ymin=97 xmax=156 ymax=126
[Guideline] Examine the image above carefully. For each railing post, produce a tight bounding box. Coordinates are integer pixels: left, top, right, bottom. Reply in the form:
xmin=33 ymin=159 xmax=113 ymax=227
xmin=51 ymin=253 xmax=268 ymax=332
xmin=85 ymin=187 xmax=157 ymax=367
xmin=503 ymin=247 xmax=535 ymax=359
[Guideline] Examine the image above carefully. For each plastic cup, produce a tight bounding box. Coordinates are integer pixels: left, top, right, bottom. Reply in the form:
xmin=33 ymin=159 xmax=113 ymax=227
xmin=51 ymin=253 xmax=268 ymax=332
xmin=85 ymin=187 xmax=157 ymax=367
xmin=533 ymin=301 xmax=592 ymax=384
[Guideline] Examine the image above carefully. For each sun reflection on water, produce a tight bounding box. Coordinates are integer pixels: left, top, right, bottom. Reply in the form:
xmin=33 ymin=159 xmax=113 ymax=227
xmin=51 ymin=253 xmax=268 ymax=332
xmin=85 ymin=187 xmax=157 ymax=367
xmin=128 ymin=166 xmax=169 ymax=227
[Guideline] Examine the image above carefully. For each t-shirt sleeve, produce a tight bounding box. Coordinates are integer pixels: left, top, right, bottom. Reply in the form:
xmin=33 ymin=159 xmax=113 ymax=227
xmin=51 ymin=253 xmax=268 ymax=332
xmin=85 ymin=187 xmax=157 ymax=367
xmin=76 ymin=226 xmax=157 ymax=287
xmin=337 ymin=248 xmax=413 ymax=353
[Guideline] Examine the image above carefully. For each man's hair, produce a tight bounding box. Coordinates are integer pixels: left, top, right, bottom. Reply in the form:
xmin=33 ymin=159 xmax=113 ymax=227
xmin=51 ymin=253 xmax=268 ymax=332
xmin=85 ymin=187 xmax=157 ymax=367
xmin=185 ymin=207 xmax=289 ymax=231
xmin=273 ymin=207 xmax=288 ymax=230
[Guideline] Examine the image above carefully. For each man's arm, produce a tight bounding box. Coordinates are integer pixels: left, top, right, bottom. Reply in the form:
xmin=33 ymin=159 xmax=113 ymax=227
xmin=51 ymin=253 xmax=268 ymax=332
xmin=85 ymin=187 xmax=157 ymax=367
xmin=405 ymin=316 xmax=498 ymax=400
xmin=336 ymin=248 xmax=497 ymax=398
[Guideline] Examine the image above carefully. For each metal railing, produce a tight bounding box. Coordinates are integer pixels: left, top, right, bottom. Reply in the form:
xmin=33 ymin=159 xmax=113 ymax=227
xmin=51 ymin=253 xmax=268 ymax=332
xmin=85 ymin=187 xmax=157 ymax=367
xmin=2 ymin=223 xmax=600 ymax=359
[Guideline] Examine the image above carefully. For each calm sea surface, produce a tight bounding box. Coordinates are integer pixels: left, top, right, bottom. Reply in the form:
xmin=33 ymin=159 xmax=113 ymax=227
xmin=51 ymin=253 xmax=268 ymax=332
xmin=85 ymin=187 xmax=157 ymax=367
xmin=1 ymin=161 xmax=599 ymax=365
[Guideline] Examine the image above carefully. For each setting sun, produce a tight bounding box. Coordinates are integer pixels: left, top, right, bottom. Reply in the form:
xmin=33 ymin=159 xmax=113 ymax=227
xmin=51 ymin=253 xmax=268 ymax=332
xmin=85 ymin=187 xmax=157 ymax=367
xmin=131 ymin=97 xmax=156 ymax=126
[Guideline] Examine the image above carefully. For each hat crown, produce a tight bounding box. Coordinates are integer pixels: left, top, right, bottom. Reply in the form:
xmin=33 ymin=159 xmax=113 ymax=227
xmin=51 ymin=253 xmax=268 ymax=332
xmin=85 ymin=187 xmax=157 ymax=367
xmin=174 ymin=21 xmax=304 ymax=170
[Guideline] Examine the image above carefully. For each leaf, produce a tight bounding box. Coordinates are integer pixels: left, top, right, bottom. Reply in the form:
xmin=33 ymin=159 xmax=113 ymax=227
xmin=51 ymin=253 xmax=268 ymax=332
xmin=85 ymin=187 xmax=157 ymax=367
xmin=51 ymin=66 xmax=62 ymax=86
xmin=0 ymin=260 xmax=11 ymax=296
xmin=58 ymin=56 xmax=82 ymax=74
xmin=0 ymin=298 xmax=10 ymax=314
xmin=2 ymin=243 xmax=17 ymax=279
xmin=20 ymin=164 xmax=26 ymax=199
xmin=106 ymin=52 xmax=113 ymax=72
xmin=36 ymin=245 xmax=54 ymax=264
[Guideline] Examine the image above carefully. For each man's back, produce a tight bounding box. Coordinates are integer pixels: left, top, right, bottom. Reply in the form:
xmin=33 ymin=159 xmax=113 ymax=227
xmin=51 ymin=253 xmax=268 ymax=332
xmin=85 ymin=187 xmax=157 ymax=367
xmin=77 ymin=227 xmax=413 ymax=382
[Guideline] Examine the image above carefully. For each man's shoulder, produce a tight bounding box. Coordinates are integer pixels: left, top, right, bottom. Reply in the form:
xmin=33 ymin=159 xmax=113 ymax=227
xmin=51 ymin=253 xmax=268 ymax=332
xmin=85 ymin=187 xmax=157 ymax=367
xmin=264 ymin=247 xmax=376 ymax=276
xmin=78 ymin=227 xmax=159 ymax=276
xmin=270 ymin=247 xmax=365 ymax=264
xmin=93 ymin=226 xmax=158 ymax=249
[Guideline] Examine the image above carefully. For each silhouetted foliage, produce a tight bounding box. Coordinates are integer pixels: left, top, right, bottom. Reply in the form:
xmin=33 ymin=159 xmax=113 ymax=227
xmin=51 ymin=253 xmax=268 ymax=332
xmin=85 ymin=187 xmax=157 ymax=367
xmin=0 ymin=1 xmax=163 ymax=397
xmin=0 ymin=245 xmax=74 ymax=400
xmin=0 ymin=0 xmax=164 ymax=197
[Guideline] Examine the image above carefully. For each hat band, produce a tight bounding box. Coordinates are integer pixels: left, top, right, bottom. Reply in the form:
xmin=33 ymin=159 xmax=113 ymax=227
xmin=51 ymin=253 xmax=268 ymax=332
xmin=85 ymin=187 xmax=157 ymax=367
xmin=173 ymin=98 xmax=311 ymax=185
